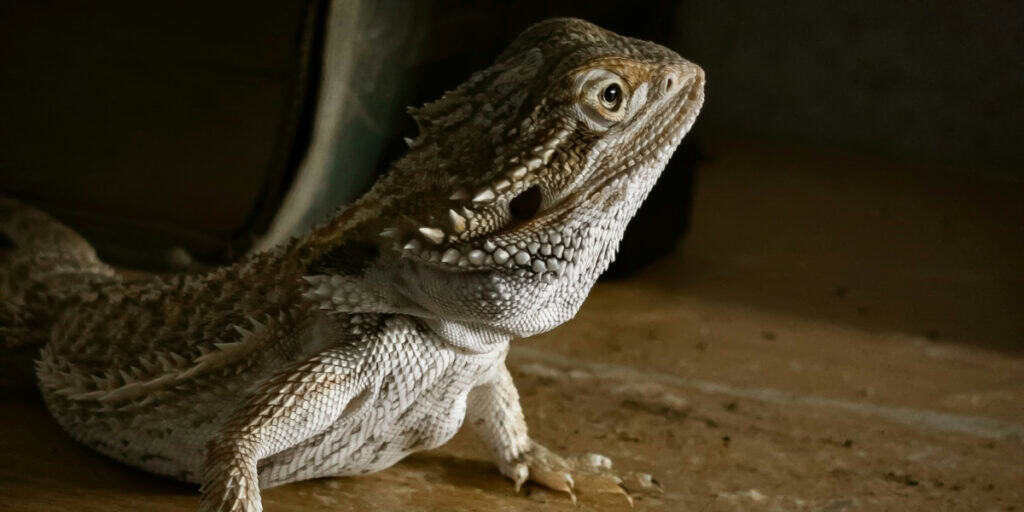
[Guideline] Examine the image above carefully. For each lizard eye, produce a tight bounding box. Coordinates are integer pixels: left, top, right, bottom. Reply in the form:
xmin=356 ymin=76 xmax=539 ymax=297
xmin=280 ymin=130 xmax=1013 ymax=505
xmin=573 ymin=69 xmax=631 ymax=130
xmin=599 ymin=83 xmax=622 ymax=111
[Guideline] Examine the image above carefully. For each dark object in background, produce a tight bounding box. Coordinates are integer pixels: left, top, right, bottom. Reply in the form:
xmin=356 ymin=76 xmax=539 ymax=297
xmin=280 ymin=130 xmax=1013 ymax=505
xmin=0 ymin=1 xmax=327 ymax=266
xmin=0 ymin=0 xmax=696 ymax=277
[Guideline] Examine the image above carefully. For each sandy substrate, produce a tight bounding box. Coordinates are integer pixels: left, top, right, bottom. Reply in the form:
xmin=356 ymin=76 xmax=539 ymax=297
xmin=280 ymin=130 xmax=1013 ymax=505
xmin=2 ymin=141 xmax=1021 ymax=511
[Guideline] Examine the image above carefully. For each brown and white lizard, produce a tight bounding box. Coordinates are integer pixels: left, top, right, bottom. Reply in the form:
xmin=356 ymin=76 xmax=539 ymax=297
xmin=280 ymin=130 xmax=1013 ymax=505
xmin=0 ymin=18 xmax=703 ymax=511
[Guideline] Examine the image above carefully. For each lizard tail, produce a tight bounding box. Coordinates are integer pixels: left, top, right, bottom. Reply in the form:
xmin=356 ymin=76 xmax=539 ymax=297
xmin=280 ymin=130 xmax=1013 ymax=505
xmin=0 ymin=197 xmax=117 ymax=348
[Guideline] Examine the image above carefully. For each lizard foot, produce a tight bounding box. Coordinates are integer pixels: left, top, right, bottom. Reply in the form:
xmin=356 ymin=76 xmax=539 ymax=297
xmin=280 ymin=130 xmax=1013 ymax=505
xmin=505 ymin=442 xmax=660 ymax=506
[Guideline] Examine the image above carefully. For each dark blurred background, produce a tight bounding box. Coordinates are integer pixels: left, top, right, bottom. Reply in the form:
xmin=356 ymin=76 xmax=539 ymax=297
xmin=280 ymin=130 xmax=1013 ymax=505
xmin=677 ymin=1 xmax=1023 ymax=173
xmin=1 ymin=0 xmax=1021 ymax=348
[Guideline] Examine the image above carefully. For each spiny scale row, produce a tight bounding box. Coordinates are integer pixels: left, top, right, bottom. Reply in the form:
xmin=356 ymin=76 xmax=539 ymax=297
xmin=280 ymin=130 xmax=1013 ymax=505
xmin=301 ymin=275 xmax=377 ymax=318
xmin=41 ymin=315 xmax=275 ymax=403
xmin=407 ymin=227 xmax=580 ymax=277
xmin=386 ymin=127 xmax=571 ymax=249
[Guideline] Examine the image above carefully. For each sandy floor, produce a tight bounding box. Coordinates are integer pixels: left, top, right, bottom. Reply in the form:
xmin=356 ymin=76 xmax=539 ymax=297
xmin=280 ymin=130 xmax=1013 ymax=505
xmin=2 ymin=141 xmax=1022 ymax=511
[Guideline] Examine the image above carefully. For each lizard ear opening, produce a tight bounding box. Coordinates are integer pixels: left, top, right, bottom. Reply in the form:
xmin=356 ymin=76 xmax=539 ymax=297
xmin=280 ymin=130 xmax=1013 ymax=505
xmin=509 ymin=185 xmax=542 ymax=221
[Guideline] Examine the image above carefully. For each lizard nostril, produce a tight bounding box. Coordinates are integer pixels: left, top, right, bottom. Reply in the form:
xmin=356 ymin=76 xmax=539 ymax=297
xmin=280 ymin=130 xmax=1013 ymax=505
xmin=509 ymin=185 xmax=543 ymax=221
xmin=663 ymin=74 xmax=676 ymax=94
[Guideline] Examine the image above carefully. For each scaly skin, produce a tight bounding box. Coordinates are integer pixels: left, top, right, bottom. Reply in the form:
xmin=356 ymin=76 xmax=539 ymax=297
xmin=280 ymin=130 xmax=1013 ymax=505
xmin=0 ymin=18 xmax=704 ymax=511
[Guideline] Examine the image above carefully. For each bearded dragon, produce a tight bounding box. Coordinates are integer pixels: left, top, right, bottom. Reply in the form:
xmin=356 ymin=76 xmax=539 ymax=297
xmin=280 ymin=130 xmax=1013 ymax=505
xmin=0 ymin=18 xmax=704 ymax=511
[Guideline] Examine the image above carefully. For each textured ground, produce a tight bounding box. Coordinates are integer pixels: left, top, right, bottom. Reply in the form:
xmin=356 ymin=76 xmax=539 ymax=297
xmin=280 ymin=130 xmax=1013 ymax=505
xmin=2 ymin=141 xmax=1022 ymax=511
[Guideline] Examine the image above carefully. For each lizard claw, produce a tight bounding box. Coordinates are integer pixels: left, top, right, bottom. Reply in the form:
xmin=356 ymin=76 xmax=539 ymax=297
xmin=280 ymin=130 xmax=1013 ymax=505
xmin=529 ymin=466 xmax=575 ymax=494
xmin=512 ymin=463 xmax=529 ymax=493
xmin=574 ymin=472 xmax=632 ymax=507
xmin=506 ymin=442 xmax=646 ymax=507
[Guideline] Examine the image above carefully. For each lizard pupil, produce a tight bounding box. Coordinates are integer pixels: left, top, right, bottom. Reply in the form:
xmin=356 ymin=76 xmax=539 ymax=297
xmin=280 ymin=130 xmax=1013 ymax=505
xmin=601 ymin=83 xmax=621 ymax=108
xmin=509 ymin=185 xmax=542 ymax=221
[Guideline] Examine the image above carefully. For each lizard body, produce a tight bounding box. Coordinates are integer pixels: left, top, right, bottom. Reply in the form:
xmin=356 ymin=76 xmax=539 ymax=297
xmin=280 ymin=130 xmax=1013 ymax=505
xmin=0 ymin=18 xmax=703 ymax=511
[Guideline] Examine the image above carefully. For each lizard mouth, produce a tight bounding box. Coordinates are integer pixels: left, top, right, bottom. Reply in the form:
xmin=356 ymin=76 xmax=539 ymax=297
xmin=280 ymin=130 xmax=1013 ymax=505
xmin=576 ymin=71 xmax=704 ymax=208
xmin=401 ymin=68 xmax=703 ymax=278
xmin=509 ymin=70 xmax=703 ymax=225
xmin=474 ymin=72 xmax=703 ymax=277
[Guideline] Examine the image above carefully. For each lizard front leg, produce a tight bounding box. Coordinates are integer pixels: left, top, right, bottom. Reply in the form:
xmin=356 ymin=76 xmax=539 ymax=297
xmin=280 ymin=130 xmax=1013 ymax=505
xmin=466 ymin=362 xmax=632 ymax=504
xmin=200 ymin=346 xmax=363 ymax=512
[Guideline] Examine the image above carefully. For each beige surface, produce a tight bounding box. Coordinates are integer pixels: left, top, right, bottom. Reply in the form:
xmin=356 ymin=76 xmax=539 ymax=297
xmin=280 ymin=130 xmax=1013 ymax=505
xmin=2 ymin=141 xmax=1022 ymax=511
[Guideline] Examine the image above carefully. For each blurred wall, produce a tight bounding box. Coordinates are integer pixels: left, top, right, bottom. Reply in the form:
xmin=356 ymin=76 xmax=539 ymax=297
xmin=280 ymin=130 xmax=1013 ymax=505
xmin=0 ymin=1 xmax=325 ymax=264
xmin=673 ymin=1 xmax=1024 ymax=174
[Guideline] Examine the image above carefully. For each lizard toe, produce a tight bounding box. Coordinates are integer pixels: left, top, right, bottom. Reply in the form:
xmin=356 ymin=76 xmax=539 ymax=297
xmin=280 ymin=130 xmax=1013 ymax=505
xmin=514 ymin=442 xmax=650 ymax=507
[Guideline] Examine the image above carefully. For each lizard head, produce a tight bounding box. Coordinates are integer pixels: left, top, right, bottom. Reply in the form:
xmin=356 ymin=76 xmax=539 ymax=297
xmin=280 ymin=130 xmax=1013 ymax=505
xmin=303 ymin=18 xmax=704 ymax=342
